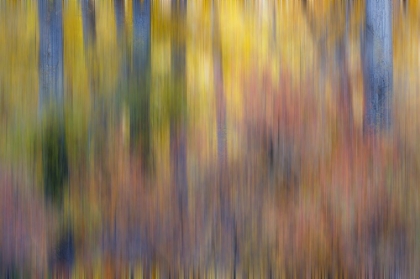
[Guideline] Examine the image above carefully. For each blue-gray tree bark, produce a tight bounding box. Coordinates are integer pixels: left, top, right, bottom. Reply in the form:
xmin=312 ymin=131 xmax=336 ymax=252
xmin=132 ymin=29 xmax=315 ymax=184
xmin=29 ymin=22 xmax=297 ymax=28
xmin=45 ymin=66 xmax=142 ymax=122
xmin=133 ymin=0 xmax=151 ymax=76
xmin=82 ymin=0 xmax=96 ymax=48
xmin=38 ymin=0 xmax=72 ymax=273
xmin=363 ymin=0 xmax=393 ymax=133
xmin=38 ymin=0 xmax=68 ymax=201
xmin=131 ymin=0 xmax=151 ymax=166
xmin=114 ymin=0 xmax=125 ymax=37
xmin=38 ymin=0 xmax=64 ymax=114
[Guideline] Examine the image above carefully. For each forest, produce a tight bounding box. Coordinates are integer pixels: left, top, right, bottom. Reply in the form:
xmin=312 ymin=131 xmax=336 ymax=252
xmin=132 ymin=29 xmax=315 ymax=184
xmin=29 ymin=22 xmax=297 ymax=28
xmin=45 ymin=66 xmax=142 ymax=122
xmin=0 ymin=0 xmax=419 ymax=277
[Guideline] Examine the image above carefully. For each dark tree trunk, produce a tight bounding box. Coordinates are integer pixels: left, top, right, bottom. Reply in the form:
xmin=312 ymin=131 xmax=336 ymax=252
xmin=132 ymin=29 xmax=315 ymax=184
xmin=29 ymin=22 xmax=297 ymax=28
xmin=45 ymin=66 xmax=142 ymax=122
xmin=114 ymin=0 xmax=128 ymax=88
xmin=82 ymin=0 xmax=96 ymax=47
xmin=131 ymin=0 xmax=151 ymax=167
xmin=363 ymin=0 xmax=393 ymax=134
xmin=170 ymin=0 xmax=188 ymax=261
xmin=80 ymin=0 xmax=97 ymax=175
xmin=114 ymin=0 xmax=125 ymax=36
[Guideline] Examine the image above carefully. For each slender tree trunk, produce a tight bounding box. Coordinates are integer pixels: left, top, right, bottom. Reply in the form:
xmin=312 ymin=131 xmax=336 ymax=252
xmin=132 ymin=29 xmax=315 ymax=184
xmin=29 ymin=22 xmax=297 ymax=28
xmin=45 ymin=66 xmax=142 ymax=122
xmin=336 ymin=1 xmax=354 ymax=160
xmin=212 ymin=7 xmax=227 ymax=169
xmin=337 ymin=41 xmax=353 ymax=132
xmin=212 ymin=0 xmax=236 ymax=273
xmin=81 ymin=0 xmax=97 ymax=164
xmin=363 ymin=0 xmax=393 ymax=134
xmin=114 ymin=0 xmax=128 ymax=90
xmin=170 ymin=0 xmax=188 ymax=262
xmin=82 ymin=0 xmax=96 ymax=47
xmin=132 ymin=0 xmax=151 ymax=166
xmin=133 ymin=0 xmax=151 ymax=76
xmin=114 ymin=0 xmax=125 ymax=37
xmin=212 ymin=0 xmax=227 ymax=223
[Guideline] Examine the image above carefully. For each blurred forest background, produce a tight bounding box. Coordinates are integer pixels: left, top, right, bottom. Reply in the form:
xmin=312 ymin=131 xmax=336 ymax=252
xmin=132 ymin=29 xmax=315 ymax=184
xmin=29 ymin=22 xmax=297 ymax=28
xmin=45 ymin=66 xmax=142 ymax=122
xmin=0 ymin=0 xmax=420 ymax=277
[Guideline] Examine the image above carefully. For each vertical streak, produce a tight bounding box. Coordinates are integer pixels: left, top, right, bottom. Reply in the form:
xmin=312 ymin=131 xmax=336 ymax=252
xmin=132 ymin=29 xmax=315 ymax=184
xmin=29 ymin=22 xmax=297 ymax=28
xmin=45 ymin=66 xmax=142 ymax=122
xmin=212 ymin=0 xmax=233 ymax=272
xmin=82 ymin=0 xmax=96 ymax=48
xmin=133 ymin=0 xmax=151 ymax=76
xmin=363 ymin=0 xmax=393 ymax=133
xmin=131 ymin=0 xmax=151 ymax=166
xmin=38 ymin=0 xmax=64 ymax=114
xmin=114 ymin=0 xmax=125 ymax=37
xmin=170 ymin=0 xmax=188 ymax=260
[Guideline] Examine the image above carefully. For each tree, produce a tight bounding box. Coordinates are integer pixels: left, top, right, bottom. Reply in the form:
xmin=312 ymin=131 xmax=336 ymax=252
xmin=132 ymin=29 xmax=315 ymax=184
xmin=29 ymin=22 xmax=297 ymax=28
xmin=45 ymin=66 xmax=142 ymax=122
xmin=212 ymin=0 xmax=237 ymax=275
xmin=38 ymin=0 xmax=64 ymax=113
xmin=38 ymin=0 xmax=68 ymax=204
xmin=39 ymin=2 xmax=72 ymax=275
xmin=114 ymin=0 xmax=128 ymax=88
xmin=170 ymin=0 xmax=188 ymax=262
xmin=131 ymin=0 xmax=151 ymax=167
xmin=114 ymin=0 xmax=125 ymax=36
xmin=82 ymin=0 xmax=96 ymax=47
xmin=363 ymin=0 xmax=393 ymax=133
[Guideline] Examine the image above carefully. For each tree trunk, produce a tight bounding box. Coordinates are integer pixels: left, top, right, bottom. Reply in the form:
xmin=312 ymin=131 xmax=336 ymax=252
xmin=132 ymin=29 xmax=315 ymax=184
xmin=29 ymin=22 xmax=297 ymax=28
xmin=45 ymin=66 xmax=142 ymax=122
xmin=131 ymin=0 xmax=151 ymax=166
xmin=170 ymin=0 xmax=188 ymax=262
xmin=212 ymin=6 xmax=227 ymax=169
xmin=82 ymin=0 xmax=96 ymax=47
xmin=212 ymin=0 xmax=236 ymax=272
xmin=335 ymin=0 xmax=354 ymax=160
xmin=133 ymin=0 xmax=151 ymax=76
xmin=363 ymin=0 xmax=393 ymax=134
xmin=80 ymin=0 xmax=97 ymax=178
xmin=38 ymin=0 xmax=64 ymax=114
xmin=114 ymin=0 xmax=128 ymax=89
xmin=38 ymin=0 xmax=68 ymax=203
xmin=114 ymin=0 xmax=125 ymax=37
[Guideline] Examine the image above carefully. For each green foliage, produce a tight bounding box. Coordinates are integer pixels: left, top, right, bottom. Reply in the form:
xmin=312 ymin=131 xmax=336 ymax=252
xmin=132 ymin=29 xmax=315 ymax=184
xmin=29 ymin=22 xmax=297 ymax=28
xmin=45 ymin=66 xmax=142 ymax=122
xmin=128 ymin=77 xmax=151 ymax=160
xmin=1 ymin=264 xmax=23 ymax=279
xmin=151 ymin=74 xmax=187 ymax=132
xmin=124 ymin=66 xmax=187 ymax=171
xmin=167 ymin=76 xmax=187 ymax=127
xmin=42 ymin=116 xmax=69 ymax=205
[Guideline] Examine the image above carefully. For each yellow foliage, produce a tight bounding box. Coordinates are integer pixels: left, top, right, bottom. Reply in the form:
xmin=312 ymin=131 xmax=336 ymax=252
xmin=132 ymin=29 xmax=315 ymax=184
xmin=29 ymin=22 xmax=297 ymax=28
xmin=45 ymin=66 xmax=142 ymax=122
xmin=185 ymin=1 xmax=218 ymax=172
xmin=63 ymin=0 xmax=89 ymax=100
xmin=91 ymin=0 xmax=119 ymax=96
xmin=150 ymin=0 xmax=172 ymax=180
xmin=0 ymin=2 xmax=38 ymax=107
xmin=63 ymin=0 xmax=91 ymax=168
xmin=0 ymin=2 xmax=39 ymax=159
